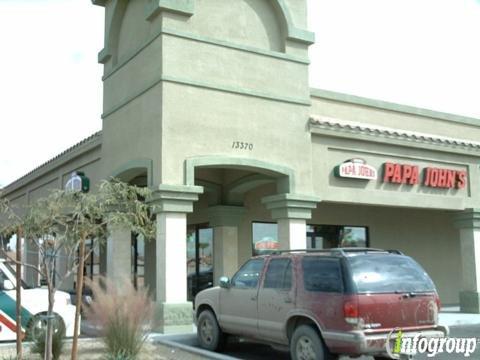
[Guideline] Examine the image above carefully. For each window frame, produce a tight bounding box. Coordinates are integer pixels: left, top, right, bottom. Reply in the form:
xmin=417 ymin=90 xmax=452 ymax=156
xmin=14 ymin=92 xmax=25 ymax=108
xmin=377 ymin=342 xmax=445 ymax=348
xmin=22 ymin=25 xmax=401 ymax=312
xmin=263 ymin=257 xmax=293 ymax=290
xmin=231 ymin=258 xmax=265 ymax=289
xmin=251 ymin=221 xmax=278 ymax=256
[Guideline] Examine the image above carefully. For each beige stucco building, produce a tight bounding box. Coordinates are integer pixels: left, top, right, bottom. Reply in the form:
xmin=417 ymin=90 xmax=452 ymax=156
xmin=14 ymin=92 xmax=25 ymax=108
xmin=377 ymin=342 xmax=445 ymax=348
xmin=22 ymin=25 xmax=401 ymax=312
xmin=2 ymin=0 xmax=480 ymax=332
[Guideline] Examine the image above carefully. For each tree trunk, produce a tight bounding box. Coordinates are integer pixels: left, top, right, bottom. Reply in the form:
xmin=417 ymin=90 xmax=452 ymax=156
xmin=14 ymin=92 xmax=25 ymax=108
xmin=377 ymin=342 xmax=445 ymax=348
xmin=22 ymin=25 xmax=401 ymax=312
xmin=44 ymin=285 xmax=55 ymax=360
xmin=15 ymin=228 xmax=22 ymax=360
xmin=71 ymin=235 xmax=86 ymax=360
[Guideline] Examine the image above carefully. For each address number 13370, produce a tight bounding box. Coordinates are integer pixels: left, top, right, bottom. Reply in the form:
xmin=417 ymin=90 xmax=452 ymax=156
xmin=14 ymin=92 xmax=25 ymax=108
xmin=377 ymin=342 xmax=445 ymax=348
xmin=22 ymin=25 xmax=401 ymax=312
xmin=232 ymin=141 xmax=253 ymax=150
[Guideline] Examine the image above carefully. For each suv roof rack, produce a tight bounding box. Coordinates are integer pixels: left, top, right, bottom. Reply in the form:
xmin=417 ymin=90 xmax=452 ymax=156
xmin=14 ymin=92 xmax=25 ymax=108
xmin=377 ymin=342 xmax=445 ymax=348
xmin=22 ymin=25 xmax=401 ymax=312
xmin=270 ymin=248 xmax=403 ymax=256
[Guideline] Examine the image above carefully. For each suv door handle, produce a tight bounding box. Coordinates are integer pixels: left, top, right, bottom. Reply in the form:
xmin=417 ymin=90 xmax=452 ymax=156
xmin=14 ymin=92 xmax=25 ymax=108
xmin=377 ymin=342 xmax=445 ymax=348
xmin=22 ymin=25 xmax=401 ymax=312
xmin=284 ymin=297 xmax=292 ymax=304
xmin=251 ymin=295 xmax=257 ymax=301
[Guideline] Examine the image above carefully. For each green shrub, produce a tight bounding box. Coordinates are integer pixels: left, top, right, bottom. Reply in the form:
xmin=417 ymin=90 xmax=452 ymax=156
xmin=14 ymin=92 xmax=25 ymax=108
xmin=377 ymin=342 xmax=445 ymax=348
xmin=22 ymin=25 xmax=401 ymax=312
xmin=86 ymin=277 xmax=153 ymax=360
xmin=31 ymin=325 xmax=65 ymax=360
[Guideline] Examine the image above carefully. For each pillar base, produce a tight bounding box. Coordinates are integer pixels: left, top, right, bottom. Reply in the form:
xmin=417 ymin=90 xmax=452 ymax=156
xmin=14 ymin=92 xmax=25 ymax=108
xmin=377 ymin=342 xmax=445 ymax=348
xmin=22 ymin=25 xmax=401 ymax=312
xmin=154 ymin=302 xmax=194 ymax=334
xmin=460 ymin=291 xmax=480 ymax=313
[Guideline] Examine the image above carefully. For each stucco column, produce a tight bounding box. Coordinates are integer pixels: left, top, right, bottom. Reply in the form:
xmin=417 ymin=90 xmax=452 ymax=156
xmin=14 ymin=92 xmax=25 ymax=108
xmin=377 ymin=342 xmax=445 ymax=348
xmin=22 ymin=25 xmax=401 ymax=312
xmin=25 ymin=238 xmax=39 ymax=287
xmin=262 ymin=194 xmax=320 ymax=250
xmin=277 ymin=218 xmax=307 ymax=250
xmin=156 ymin=212 xmax=188 ymax=303
xmin=149 ymin=184 xmax=203 ymax=333
xmin=106 ymin=225 xmax=132 ymax=287
xmin=454 ymin=209 xmax=480 ymax=313
xmin=207 ymin=205 xmax=246 ymax=285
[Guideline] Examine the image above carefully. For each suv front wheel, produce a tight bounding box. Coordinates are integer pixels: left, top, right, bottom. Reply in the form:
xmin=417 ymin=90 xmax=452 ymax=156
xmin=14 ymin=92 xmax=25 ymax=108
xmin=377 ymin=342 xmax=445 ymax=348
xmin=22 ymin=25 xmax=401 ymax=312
xmin=290 ymin=325 xmax=336 ymax=360
xmin=197 ymin=309 xmax=225 ymax=351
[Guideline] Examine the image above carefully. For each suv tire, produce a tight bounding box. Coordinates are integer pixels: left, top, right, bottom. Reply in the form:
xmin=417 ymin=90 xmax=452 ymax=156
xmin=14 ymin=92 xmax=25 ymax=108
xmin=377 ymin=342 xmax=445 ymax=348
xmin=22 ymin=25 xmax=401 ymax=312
xmin=291 ymin=325 xmax=334 ymax=360
xmin=197 ymin=309 xmax=225 ymax=351
xmin=27 ymin=313 xmax=66 ymax=341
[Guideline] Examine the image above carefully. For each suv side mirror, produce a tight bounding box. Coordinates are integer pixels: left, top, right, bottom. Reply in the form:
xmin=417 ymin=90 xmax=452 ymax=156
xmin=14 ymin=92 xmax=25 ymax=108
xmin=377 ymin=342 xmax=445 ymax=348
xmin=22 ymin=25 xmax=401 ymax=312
xmin=219 ymin=276 xmax=230 ymax=289
xmin=3 ymin=279 xmax=14 ymax=291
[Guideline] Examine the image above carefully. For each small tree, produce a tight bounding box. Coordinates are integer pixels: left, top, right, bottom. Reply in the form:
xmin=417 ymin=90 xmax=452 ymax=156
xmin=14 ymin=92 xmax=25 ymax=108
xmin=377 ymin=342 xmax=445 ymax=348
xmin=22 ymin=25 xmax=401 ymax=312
xmin=0 ymin=180 xmax=154 ymax=360
xmin=0 ymin=192 xmax=26 ymax=360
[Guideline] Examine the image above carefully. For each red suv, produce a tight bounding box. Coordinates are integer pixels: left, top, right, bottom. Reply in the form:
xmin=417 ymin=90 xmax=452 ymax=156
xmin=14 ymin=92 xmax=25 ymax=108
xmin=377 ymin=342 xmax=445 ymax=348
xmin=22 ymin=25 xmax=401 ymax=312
xmin=194 ymin=248 xmax=448 ymax=359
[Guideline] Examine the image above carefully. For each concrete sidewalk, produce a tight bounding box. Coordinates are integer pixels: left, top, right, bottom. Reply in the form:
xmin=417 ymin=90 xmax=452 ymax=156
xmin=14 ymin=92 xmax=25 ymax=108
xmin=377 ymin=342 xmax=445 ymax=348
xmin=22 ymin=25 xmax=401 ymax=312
xmin=439 ymin=306 xmax=480 ymax=327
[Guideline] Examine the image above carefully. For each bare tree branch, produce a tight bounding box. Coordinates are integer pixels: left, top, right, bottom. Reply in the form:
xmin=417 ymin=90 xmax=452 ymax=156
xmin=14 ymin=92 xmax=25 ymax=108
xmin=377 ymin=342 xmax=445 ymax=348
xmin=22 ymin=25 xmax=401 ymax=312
xmin=0 ymin=248 xmax=44 ymax=277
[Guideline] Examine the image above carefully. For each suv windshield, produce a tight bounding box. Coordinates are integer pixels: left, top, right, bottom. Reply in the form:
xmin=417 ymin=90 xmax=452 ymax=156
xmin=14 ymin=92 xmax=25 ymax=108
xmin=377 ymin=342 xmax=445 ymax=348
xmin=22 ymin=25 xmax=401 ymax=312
xmin=349 ymin=254 xmax=435 ymax=293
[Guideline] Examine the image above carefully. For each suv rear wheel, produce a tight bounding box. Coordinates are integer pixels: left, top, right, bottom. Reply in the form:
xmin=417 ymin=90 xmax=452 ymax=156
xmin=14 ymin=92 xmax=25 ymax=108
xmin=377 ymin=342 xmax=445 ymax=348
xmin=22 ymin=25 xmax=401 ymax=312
xmin=290 ymin=325 xmax=335 ymax=360
xmin=197 ymin=309 xmax=225 ymax=351
xmin=27 ymin=313 xmax=66 ymax=341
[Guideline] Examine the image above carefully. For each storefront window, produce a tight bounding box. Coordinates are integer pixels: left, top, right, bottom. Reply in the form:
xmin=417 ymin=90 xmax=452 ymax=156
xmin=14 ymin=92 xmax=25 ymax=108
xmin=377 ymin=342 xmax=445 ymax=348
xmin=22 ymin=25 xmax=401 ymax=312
xmin=252 ymin=222 xmax=279 ymax=256
xmin=308 ymin=225 xmax=368 ymax=249
xmin=252 ymin=222 xmax=368 ymax=253
xmin=74 ymin=238 xmax=100 ymax=285
xmin=187 ymin=224 xmax=213 ymax=301
xmin=74 ymin=238 xmax=100 ymax=292
xmin=132 ymin=234 xmax=145 ymax=289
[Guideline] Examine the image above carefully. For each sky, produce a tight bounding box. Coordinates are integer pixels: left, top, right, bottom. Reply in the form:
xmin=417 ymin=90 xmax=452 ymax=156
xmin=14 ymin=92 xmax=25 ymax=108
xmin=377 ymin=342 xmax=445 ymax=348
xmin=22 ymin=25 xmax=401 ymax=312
xmin=0 ymin=0 xmax=479 ymax=188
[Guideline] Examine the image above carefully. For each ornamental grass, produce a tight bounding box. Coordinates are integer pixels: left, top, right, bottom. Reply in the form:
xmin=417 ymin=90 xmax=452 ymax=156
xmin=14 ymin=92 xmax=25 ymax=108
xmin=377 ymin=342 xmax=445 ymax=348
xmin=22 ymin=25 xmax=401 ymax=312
xmin=85 ymin=276 xmax=154 ymax=360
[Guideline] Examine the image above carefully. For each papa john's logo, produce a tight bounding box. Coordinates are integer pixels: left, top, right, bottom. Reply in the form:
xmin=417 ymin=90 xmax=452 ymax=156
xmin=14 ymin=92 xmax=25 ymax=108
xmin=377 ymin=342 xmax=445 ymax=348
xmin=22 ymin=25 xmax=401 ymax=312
xmin=334 ymin=158 xmax=378 ymax=181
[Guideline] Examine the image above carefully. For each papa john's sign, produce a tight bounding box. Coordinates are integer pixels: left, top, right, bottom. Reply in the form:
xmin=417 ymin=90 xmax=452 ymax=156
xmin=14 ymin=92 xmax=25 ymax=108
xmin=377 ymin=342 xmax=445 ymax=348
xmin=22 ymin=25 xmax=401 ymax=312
xmin=334 ymin=159 xmax=467 ymax=190
xmin=383 ymin=162 xmax=467 ymax=189
xmin=334 ymin=159 xmax=378 ymax=180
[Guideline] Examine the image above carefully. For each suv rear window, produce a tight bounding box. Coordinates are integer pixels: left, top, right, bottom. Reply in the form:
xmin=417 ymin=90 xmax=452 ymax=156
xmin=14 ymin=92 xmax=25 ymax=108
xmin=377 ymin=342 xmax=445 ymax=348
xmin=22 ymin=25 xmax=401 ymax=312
xmin=349 ymin=254 xmax=435 ymax=293
xmin=302 ymin=257 xmax=343 ymax=293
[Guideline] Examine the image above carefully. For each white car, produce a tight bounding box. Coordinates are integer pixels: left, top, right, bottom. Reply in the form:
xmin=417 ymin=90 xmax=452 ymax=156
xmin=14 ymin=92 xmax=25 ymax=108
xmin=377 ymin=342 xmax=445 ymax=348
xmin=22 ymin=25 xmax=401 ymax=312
xmin=0 ymin=259 xmax=77 ymax=341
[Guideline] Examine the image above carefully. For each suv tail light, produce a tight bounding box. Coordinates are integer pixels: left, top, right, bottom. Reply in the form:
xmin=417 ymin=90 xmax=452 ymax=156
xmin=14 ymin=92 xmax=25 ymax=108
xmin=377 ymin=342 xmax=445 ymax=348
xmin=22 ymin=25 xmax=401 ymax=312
xmin=344 ymin=300 xmax=359 ymax=325
xmin=435 ymin=294 xmax=441 ymax=311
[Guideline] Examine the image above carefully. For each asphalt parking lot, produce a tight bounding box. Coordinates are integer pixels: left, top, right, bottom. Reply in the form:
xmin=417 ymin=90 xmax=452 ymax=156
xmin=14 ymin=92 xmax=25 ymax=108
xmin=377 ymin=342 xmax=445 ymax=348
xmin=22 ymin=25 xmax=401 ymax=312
xmin=155 ymin=324 xmax=480 ymax=360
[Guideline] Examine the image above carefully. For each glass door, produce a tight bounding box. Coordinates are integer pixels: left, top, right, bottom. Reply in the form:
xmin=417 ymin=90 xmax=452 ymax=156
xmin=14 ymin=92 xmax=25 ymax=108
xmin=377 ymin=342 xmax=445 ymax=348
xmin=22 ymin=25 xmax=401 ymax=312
xmin=187 ymin=225 xmax=213 ymax=301
xmin=132 ymin=233 xmax=145 ymax=289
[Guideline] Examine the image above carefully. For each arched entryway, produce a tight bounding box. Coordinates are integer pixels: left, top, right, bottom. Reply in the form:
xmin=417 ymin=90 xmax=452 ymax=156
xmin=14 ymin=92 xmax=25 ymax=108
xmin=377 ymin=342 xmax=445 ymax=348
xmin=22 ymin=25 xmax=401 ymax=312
xmin=183 ymin=156 xmax=319 ymax=299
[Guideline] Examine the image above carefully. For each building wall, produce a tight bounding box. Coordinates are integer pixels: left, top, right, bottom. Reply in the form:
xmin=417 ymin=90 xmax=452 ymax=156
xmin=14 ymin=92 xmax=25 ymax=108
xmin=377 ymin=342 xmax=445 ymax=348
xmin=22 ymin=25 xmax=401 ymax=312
xmin=169 ymin=0 xmax=284 ymax=52
xmin=310 ymin=91 xmax=480 ymax=141
xmin=191 ymin=182 xmax=461 ymax=304
xmin=1 ymin=135 xmax=102 ymax=289
xmin=311 ymin=134 xmax=480 ymax=209
xmin=161 ymin=84 xmax=312 ymax=192
xmin=99 ymin=0 xmax=313 ymax=192
xmin=2 ymin=135 xmax=102 ymax=205
xmin=158 ymin=0 xmax=312 ymax=190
